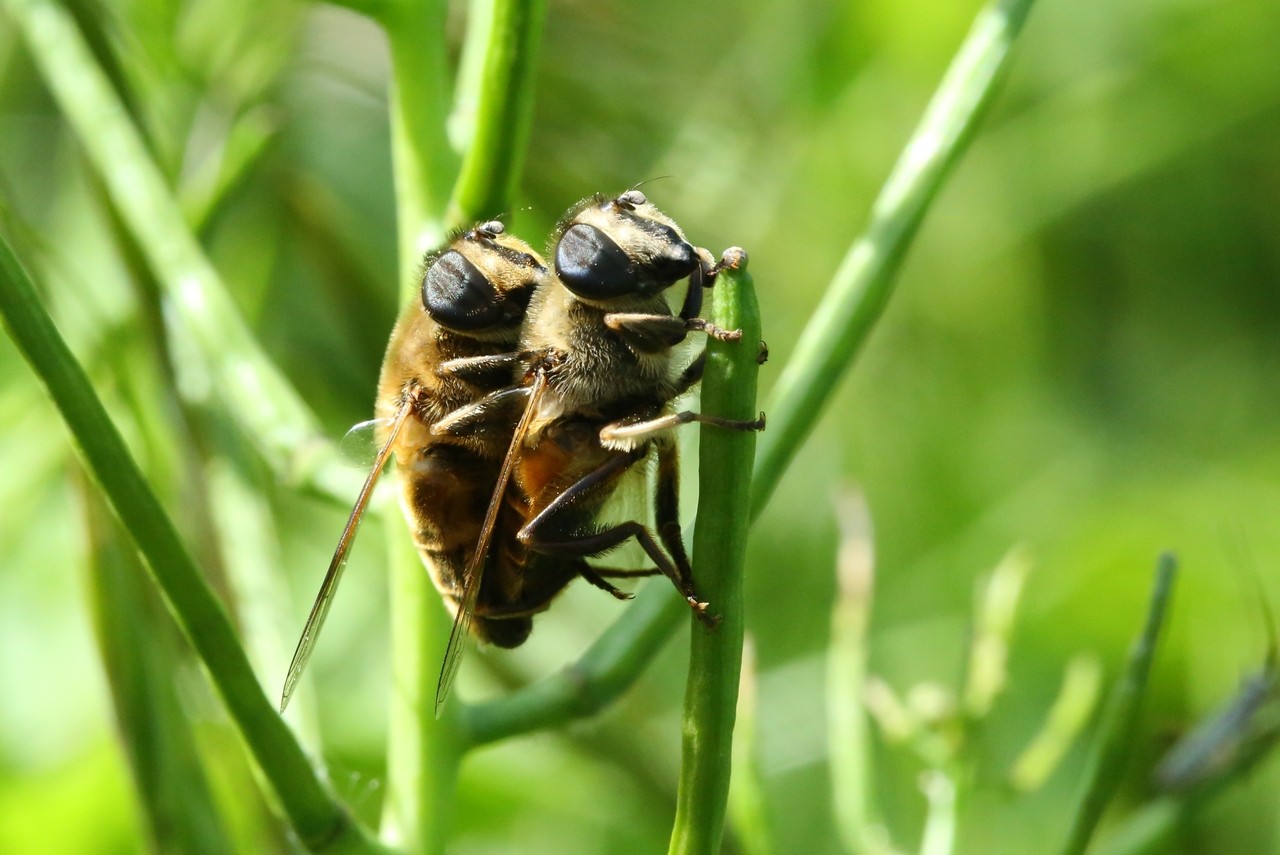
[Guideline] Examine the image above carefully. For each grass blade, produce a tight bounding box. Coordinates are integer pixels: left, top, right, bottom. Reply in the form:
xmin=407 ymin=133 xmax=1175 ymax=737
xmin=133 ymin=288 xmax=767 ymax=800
xmin=1058 ymin=553 xmax=1178 ymax=855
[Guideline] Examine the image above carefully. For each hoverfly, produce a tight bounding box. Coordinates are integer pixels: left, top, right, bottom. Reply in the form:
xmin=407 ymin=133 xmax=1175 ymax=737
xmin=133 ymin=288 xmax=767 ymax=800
xmin=279 ymin=220 xmax=545 ymax=712
xmin=435 ymin=189 xmax=765 ymax=708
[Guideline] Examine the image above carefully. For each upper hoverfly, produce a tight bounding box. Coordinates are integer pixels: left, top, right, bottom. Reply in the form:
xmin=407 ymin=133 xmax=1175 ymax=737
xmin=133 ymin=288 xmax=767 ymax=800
xmin=279 ymin=220 xmax=545 ymax=711
xmin=433 ymin=190 xmax=766 ymax=709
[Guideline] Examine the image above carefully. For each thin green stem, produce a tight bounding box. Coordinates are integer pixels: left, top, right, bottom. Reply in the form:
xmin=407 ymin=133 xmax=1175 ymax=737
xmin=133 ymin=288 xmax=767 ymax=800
xmin=829 ymin=491 xmax=893 ymax=855
xmin=80 ymin=479 xmax=234 ymax=855
xmin=1091 ymin=798 xmax=1183 ymax=855
xmin=1010 ymin=655 xmax=1103 ymax=793
xmin=181 ymin=105 xmax=279 ymax=233
xmin=454 ymin=0 xmax=1041 ymax=747
xmin=445 ymin=0 xmax=547 ymax=228
xmin=919 ymin=771 xmax=959 ymax=855
xmin=461 ymin=580 xmax=685 ymax=745
xmin=669 ymin=250 xmax=762 ymax=855
xmin=750 ymin=0 xmax=1039 ymax=519
xmin=2 ymin=0 xmax=355 ymax=504
xmin=727 ymin=638 xmax=773 ymax=855
xmin=0 ymin=234 xmax=389 ymax=855
xmin=1058 ymin=553 xmax=1179 ymax=855
xmin=381 ymin=0 xmax=457 ymax=288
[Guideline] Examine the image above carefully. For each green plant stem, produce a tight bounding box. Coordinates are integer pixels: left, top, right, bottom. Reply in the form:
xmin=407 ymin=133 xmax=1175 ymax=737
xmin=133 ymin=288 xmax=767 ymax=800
xmin=445 ymin=0 xmax=547 ymax=227
xmin=456 ymin=0 xmax=1041 ymax=747
xmin=1058 ymin=553 xmax=1179 ymax=855
xmin=2 ymin=0 xmax=355 ymax=505
xmin=1010 ymin=655 xmax=1104 ymax=793
xmin=381 ymin=0 xmax=457 ymax=286
xmin=919 ymin=771 xmax=959 ymax=855
xmin=383 ymin=531 xmax=461 ymax=854
xmin=461 ymin=579 xmax=685 ymax=745
xmin=727 ymin=638 xmax=773 ymax=855
xmin=669 ymin=250 xmax=761 ymax=855
xmin=1090 ymin=797 xmax=1182 ymax=855
xmin=80 ymin=478 xmax=233 ymax=855
xmin=375 ymin=0 xmax=513 ymax=847
xmin=181 ymin=105 xmax=279 ymax=233
xmin=375 ymin=0 xmax=549 ymax=839
xmin=0 ymin=235 xmax=388 ymax=855
xmin=750 ymin=0 xmax=1039 ymax=519
xmin=829 ymin=491 xmax=891 ymax=855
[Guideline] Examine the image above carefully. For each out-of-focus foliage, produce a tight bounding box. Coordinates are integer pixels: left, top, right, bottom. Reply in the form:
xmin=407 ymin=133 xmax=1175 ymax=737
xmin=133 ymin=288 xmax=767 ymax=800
xmin=1 ymin=0 xmax=1278 ymax=852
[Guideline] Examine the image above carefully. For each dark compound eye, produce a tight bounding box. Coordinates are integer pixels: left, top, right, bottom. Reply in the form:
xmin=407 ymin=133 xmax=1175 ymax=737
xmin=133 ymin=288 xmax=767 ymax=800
xmin=422 ymin=250 xmax=506 ymax=330
xmin=555 ymin=223 xmax=637 ymax=300
xmin=475 ymin=220 xmax=504 ymax=238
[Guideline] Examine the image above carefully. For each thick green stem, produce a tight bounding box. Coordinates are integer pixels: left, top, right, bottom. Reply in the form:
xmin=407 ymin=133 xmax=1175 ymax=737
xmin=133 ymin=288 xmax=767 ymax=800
xmin=1058 ymin=554 xmax=1179 ymax=855
xmin=750 ymin=0 xmax=1039 ymax=519
xmin=0 ymin=232 xmax=388 ymax=855
xmin=375 ymin=0 xmax=506 ymax=848
xmin=382 ymin=0 xmax=457 ymax=287
xmin=445 ymin=0 xmax=547 ymax=227
xmin=376 ymin=0 xmax=548 ymax=839
xmin=382 ymin=530 xmax=461 ymax=854
xmin=669 ymin=251 xmax=761 ymax=855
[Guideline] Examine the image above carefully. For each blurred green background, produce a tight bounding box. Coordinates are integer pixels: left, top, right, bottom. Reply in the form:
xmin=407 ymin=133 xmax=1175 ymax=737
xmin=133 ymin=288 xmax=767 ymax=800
xmin=3 ymin=0 xmax=1280 ymax=852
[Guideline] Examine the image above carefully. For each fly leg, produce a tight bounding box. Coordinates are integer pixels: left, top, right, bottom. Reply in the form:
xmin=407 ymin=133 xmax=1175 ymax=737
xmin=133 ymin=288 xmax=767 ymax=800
xmin=579 ymin=568 xmax=635 ymax=601
xmin=653 ymin=440 xmax=695 ymax=609
xmin=598 ymin=409 xmax=765 ymax=449
xmin=517 ymin=449 xmax=716 ymax=625
xmin=604 ymin=313 xmax=742 ymax=354
xmin=435 ymin=352 xmax=523 ymax=387
xmin=429 ymin=386 xmax=530 ymax=437
xmin=581 ymin=566 xmax=661 ymax=600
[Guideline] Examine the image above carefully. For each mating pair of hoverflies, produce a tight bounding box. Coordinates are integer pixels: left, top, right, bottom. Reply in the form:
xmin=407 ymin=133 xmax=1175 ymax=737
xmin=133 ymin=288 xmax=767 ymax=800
xmin=279 ymin=189 xmax=765 ymax=715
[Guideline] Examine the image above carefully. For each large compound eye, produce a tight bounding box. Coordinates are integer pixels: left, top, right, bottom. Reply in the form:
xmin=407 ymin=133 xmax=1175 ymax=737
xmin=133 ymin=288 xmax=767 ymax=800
xmin=555 ymin=223 xmax=637 ymax=299
xmin=422 ymin=250 xmax=505 ymax=330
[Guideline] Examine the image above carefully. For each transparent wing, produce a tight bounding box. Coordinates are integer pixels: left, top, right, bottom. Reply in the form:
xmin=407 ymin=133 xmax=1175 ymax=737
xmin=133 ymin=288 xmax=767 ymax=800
xmin=280 ymin=399 xmax=413 ymax=713
xmin=434 ymin=371 xmax=548 ymax=715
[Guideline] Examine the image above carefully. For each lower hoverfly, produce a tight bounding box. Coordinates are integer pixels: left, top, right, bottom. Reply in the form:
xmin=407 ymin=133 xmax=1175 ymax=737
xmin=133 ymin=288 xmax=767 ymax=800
xmin=280 ymin=220 xmax=545 ymax=712
xmin=434 ymin=189 xmax=765 ymax=708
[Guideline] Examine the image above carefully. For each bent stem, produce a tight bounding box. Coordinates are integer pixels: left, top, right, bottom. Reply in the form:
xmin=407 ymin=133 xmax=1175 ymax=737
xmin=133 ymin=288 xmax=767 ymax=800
xmin=669 ymin=251 xmax=762 ymax=855
xmin=751 ymin=0 xmax=1039 ymax=518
